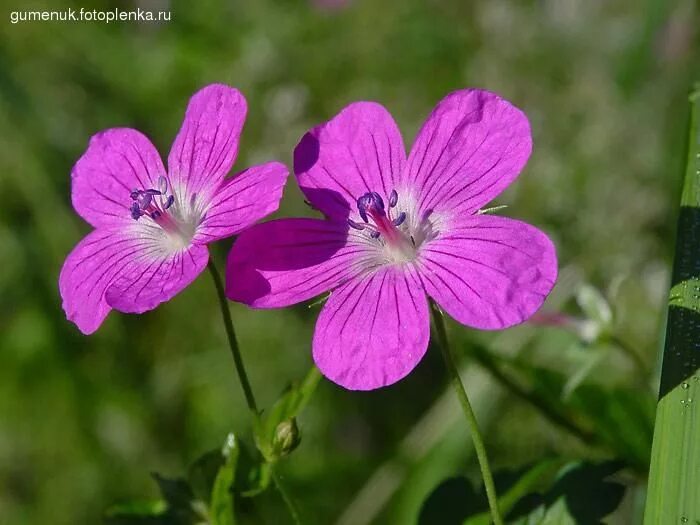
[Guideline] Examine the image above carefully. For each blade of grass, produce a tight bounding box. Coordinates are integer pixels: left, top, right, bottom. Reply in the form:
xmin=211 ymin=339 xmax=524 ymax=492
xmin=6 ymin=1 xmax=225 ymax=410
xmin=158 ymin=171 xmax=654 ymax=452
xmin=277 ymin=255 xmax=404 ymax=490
xmin=644 ymin=84 xmax=700 ymax=525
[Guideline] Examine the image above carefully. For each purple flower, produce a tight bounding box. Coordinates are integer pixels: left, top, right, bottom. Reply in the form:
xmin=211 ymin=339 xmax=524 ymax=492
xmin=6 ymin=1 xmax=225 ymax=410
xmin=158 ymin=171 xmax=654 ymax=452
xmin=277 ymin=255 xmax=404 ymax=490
xmin=60 ymin=84 xmax=288 ymax=334
xmin=226 ymin=89 xmax=557 ymax=390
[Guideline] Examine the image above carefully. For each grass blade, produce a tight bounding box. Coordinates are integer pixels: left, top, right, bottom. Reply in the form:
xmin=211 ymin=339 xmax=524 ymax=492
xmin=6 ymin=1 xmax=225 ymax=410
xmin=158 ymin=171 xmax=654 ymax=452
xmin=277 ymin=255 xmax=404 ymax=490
xmin=644 ymin=85 xmax=700 ymax=525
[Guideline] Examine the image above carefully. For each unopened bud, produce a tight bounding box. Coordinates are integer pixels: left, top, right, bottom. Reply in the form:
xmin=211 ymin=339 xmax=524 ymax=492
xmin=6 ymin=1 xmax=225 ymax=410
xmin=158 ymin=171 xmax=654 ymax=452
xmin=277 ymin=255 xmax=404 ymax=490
xmin=272 ymin=418 xmax=301 ymax=458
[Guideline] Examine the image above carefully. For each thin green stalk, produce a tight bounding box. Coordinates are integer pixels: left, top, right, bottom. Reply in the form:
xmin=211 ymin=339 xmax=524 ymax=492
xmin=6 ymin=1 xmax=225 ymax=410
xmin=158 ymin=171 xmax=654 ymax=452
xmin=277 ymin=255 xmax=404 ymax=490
xmin=272 ymin=467 xmax=302 ymax=525
xmin=207 ymin=259 xmax=258 ymax=414
xmin=429 ymin=301 xmax=504 ymax=525
xmin=207 ymin=259 xmax=302 ymax=524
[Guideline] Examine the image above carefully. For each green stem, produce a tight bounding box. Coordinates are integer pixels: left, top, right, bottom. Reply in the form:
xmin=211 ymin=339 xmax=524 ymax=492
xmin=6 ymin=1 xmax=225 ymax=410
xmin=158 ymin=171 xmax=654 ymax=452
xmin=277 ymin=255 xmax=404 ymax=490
xmin=271 ymin=467 xmax=302 ymax=525
xmin=207 ymin=259 xmax=258 ymax=414
xmin=207 ymin=259 xmax=302 ymax=524
xmin=429 ymin=301 xmax=503 ymax=525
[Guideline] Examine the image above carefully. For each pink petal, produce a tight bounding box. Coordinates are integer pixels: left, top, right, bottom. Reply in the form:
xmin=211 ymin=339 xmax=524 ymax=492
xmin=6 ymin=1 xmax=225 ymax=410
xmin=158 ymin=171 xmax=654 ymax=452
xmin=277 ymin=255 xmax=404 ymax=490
xmin=71 ymin=129 xmax=167 ymax=227
xmin=194 ymin=162 xmax=288 ymax=244
xmin=313 ymin=266 xmax=429 ymax=390
xmin=104 ymin=243 xmax=208 ymax=314
xmin=226 ymin=218 xmax=377 ymax=307
xmin=59 ymin=226 xmax=154 ymax=334
xmin=405 ymin=89 xmax=531 ymax=217
xmin=294 ymin=102 xmax=406 ymax=221
xmin=419 ymin=214 xmax=557 ymax=330
xmin=167 ymin=84 xmax=247 ymax=203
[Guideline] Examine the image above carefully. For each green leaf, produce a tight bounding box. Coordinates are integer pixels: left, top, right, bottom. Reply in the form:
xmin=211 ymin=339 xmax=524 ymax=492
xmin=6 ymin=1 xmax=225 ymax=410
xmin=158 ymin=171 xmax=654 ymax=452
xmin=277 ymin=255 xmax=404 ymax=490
xmin=481 ymin=350 xmax=654 ymax=470
xmin=234 ymin=439 xmax=272 ymax=497
xmin=209 ymin=433 xmax=239 ymax=525
xmin=104 ymin=500 xmax=168 ymax=525
xmin=188 ymin=450 xmax=225 ymax=504
xmin=417 ymin=459 xmax=563 ymax=525
xmin=255 ymin=367 xmax=321 ymax=461
xmin=509 ymin=461 xmax=626 ymax=525
xmin=644 ymin=86 xmax=700 ymax=524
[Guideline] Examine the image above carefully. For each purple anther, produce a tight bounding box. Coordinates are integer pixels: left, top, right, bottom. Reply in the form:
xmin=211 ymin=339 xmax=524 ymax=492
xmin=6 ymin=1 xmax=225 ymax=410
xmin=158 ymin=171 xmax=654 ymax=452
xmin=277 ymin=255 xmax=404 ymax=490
xmin=137 ymin=192 xmax=153 ymax=209
xmin=130 ymin=202 xmax=143 ymax=220
xmin=370 ymin=192 xmax=385 ymax=211
xmin=357 ymin=192 xmax=386 ymax=222
xmin=347 ymin=218 xmax=366 ymax=231
xmin=145 ymin=189 xmax=162 ymax=196
xmin=370 ymin=230 xmax=381 ymax=239
xmin=158 ymin=176 xmax=168 ymax=195
xmin=392 ymin=212 xmax=407 ymax=227
xmin=164 ymin=195 xmax=175 ymax=210
xmin=130 ymin=189 xmax=141 ymax=200
xmin=150 ymin=210 xmax=162 ymax=220
xmin=388 ymin=190 xmax=398 ymax=208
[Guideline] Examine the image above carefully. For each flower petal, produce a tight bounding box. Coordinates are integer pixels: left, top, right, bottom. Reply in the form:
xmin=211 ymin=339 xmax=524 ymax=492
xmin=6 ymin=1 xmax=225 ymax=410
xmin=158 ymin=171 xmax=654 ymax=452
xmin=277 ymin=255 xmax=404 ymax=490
xmin=167 ymin=84 xmax=247 ymax=203
xmin=194 ymin=162 xmax=288 ymax=244
xmin=418 ymin=214 xmax=557 ymax=329
xmin=71 ymin=129 xmax=167 ymax=227
xmin=59 ymin=226 xmax=155 ymax=334
xmin=226 ymin=218 xmax=377 ymax=307
xmin=405 ymin=89 xmax=531 ymax=216
xmin=294 ymin=102 xmax=406 ymax=221
xmin=313 ymin=265 xmax=429 ymax=390
xmin=104 ymin=243 xmax=208 ymax=314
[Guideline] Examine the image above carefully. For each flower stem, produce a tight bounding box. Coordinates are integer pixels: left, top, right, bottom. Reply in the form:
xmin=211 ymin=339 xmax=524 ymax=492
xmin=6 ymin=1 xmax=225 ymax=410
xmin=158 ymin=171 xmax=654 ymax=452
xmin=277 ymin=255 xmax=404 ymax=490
xmin=271 ymin=467 xmax=302 ymax=525
xmin=207 ymin=259 xmax=302 ymax=523
xmin=207 ymin=259 xmax=258 ymax=414
xmin=429 ymin=300 xmax=503 ymax=525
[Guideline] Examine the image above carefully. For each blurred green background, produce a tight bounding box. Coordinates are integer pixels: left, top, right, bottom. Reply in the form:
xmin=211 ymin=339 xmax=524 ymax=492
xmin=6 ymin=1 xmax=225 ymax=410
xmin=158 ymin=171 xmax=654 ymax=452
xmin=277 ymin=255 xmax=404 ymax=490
xmin=1 ymin=0 xmax=699 ymax=523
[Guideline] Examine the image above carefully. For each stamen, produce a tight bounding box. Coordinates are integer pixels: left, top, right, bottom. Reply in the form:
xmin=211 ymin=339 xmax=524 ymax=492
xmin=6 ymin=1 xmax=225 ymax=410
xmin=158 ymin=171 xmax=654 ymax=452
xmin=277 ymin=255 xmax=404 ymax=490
xmin=347 ymin=218 xmax=366 ymax=231
xmin=370 ymin=230 xmax=381 ymax=239
xmin=130 ymin=202 xmax=143 ymax=220
xmin=389 ymin=189 xmax=398 ymax=208
xmin=164 ymin=195 xmax=175 ymax=210
xmin=158 ymin=176 xmax=168 ymax=195
xmin=392 ymin=212 xmax=407 ymax=226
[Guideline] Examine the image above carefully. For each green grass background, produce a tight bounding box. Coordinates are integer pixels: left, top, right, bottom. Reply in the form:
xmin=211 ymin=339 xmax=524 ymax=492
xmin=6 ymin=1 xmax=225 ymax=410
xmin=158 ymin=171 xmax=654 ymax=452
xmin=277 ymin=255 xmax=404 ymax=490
xmin=1 ymin=0 xmax=699 ymax=523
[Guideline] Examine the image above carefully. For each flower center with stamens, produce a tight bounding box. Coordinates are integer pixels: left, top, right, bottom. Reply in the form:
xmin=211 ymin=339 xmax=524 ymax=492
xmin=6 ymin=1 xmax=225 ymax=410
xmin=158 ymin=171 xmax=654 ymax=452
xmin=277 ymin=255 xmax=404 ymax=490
xmin=348 ymin=190 xmax=417 ymax=262
xmin=129 ymin=176 xmax=194 ymax=249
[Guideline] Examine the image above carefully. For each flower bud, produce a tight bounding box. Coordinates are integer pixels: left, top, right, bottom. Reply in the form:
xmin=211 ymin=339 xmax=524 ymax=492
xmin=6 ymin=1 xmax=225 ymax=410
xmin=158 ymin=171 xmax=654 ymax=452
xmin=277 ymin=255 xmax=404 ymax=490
xmin=271 ymin=418 xmax=301 ymax=458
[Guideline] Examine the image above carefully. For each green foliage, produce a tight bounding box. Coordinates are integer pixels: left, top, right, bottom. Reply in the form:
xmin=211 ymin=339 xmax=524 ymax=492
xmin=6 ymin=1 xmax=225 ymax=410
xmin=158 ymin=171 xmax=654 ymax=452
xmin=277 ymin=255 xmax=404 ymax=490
xmin=418 ymin=460 xmax=625 ymax=525
xmin=644 ymin=86 xmax=700 ymax=524
xmin=254 ymin=367 xmax=321 ymax=462
xmin=1 ymin=0 xmax=698 ymax=523
xmin=106 ymin=434 xmax=253 ymax=525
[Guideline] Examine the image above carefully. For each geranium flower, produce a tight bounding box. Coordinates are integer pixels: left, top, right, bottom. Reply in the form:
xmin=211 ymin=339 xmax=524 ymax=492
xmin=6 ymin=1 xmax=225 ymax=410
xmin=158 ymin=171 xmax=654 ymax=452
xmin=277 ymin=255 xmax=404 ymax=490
xmin=226 ymin=89 xmax=557 ymax=390
xmin=60 ymin=84 xmax=287 ymax=334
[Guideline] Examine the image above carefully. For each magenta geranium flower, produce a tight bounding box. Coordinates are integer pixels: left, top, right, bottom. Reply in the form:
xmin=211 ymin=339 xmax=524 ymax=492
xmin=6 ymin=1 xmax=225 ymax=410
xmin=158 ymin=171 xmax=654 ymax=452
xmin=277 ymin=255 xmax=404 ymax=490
xmin=226 ymin=89 xmax=557 ymax=390
xmin=60 ymin=84 xmax=287 ymax=334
